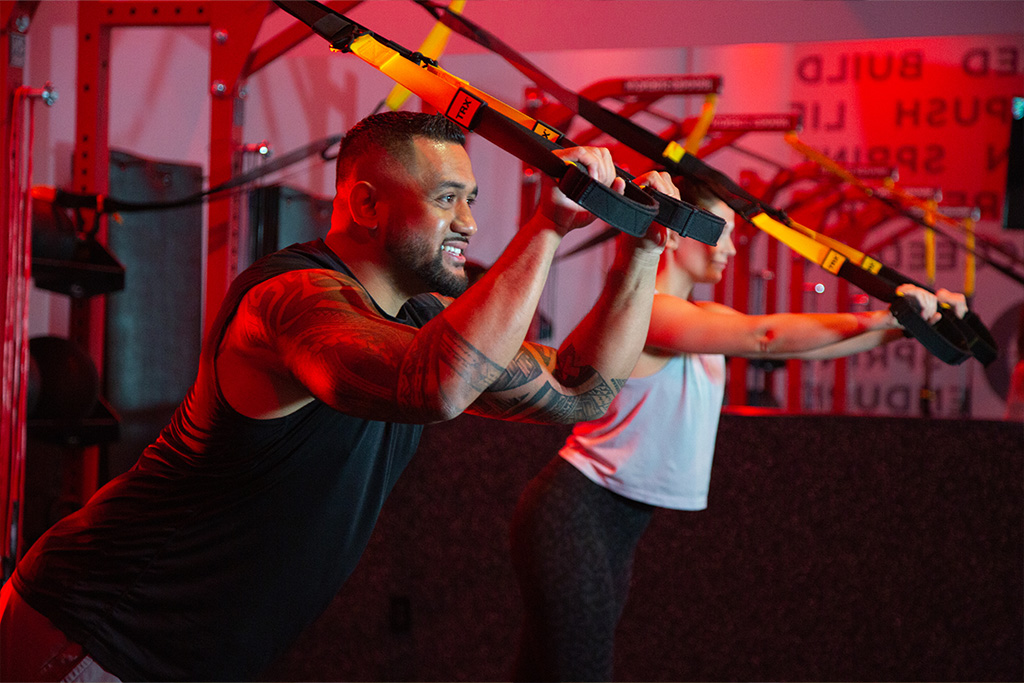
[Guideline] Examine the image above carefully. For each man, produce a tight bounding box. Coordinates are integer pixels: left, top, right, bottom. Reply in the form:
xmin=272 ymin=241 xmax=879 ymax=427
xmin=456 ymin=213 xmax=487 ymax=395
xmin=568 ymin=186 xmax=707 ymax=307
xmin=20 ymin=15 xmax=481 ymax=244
xmin=0 ymin=111 xmax=669 ymax=681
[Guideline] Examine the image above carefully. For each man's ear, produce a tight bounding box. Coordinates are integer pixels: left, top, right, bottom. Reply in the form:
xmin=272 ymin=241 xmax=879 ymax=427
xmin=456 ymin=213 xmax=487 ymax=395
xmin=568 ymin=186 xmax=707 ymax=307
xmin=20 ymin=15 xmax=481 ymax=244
xmin=348 ymin=180 xmax=379 ymax=230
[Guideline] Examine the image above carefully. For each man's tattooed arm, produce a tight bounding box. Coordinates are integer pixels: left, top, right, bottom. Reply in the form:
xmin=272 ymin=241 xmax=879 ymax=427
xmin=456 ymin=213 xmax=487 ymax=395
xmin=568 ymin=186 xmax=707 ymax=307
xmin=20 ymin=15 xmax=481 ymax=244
xmin=466 ymin=342 xmax=627 ymax=424
xmin=241 ymin=269 xmax=506 ymax=423
xmin=232 ymin=269 xmax=629 ymax=425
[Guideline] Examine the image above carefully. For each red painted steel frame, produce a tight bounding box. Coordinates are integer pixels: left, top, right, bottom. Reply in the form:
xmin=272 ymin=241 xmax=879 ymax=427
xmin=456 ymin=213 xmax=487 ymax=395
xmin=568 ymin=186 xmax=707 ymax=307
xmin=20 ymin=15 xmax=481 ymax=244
xmin=1 ymin=0 xmax=41 ymax=579
xmin=76 ymin=1 xmax=265 ymax=349
xmin=64 ymin=0 xmax=359 ymax=504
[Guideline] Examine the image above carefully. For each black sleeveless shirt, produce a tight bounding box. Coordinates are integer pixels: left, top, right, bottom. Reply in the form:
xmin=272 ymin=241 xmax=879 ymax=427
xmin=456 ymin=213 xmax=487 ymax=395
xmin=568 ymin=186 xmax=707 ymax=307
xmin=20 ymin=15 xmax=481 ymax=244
xmin=13 ymin=240 xmax=446 ymax=681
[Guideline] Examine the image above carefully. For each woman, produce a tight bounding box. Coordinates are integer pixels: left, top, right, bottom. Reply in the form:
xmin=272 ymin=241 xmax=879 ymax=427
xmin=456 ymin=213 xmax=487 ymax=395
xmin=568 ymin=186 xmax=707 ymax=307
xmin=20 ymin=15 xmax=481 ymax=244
xmin=509 ymin=181 xmax=967 ymax=682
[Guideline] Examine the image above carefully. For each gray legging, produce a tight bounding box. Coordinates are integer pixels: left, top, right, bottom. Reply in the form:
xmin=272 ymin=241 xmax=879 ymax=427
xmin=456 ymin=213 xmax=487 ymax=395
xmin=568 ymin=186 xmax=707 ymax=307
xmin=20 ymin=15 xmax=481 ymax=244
xmin=510 ymin=456 xmax=656 ymax=682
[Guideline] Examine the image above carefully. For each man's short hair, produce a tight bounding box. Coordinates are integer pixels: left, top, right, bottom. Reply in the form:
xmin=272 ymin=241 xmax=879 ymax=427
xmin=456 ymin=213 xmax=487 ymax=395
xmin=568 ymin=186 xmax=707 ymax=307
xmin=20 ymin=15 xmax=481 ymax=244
xmin=336 ymin=111 xmax=467 ymax=185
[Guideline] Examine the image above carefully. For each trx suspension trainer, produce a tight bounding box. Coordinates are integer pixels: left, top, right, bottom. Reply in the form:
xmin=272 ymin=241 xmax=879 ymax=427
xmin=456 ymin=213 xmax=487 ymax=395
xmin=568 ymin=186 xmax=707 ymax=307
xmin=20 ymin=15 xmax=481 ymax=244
xmin=273 ymin=0 xmax=726 ymax=246
xmin=413 ymin=0 xmax=997 ymax=366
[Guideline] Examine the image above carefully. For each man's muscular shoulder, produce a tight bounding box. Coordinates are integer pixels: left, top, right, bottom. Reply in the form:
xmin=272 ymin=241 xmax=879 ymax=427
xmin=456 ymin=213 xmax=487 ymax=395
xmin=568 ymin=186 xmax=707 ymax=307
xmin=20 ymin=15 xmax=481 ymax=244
xmin=215 ymin=269 xmax=372 ymax=419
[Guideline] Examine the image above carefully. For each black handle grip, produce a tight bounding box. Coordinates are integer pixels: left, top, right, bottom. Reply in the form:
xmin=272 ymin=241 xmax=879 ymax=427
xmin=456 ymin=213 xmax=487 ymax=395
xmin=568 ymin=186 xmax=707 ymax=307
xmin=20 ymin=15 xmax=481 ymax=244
xmin=607 ymin=169 xmax=724 ymax=245
xmin=557 ymin=165 xmax=659 ymax=237
xmin=872 ymin=263 xmax=997 ymax=367
xmin=465 ymin=103 xmax=658 ymax=236
xmin=648 ymin=189 xmax=725 ymax=245
xmin=890 ymin=296 xmax=972 ymax=366
xmin=961 ymin=310 xmax=999 ymax=366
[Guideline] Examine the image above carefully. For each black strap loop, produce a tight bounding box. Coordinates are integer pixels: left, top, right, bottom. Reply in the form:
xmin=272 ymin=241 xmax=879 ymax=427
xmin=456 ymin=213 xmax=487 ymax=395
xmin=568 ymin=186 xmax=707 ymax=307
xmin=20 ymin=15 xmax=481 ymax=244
xmin=553 ymin=165 xmax=655 ymax=237
xmin=843 ymin=261 xmax=978 ymax=366
xmin=962 ymin=310 xmax=999 ymax=366
xmin=646 ymin=188 xmax=724 ymax=245
xmin=467 ymin=104 xmax=658 ymax=235
xmin=890 ymin=296 xmax=972 ymax=366
xmin=521 ymin=114 xmax=724 ymax=243
xmin=874 ymin=263 xmax=999 ymax=366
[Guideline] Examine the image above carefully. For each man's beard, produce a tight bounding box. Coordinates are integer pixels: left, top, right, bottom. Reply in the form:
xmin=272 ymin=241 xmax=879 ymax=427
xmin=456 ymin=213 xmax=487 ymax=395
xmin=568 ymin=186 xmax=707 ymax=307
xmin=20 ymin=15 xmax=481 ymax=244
xmin=388 ymin=233 xmax=469 ymax=298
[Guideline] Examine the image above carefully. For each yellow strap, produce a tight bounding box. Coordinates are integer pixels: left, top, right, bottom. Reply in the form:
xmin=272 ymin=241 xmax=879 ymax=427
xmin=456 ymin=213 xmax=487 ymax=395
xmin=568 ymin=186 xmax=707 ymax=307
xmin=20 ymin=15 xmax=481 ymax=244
xmin=784 ymin=217 xmax=885 ymax=272
xmin=750 ymin=213 xmax=849 ymax=275
xmin=683 ymin=93 xmax=718 ymax=154
xmin=383 ymin=0 xmax=467 ymax=111
xmin=785 ymin=132 xmax=872 ymax=196
xmin=964 ymin=215 xmax=976 ymax=297
xmin=351 ymin=32 xmax=560 ymax=141
xmin=737 ymin=143 xmax=880 ymax=270
xmin=924 ymin=199 xmax=937 ymax=284
xmin=664 ymin=126 xmax=869 ymax=278
xmin=350 ymin=34 xmax=459 ymax=112
xmin=671 ymin=130 xmax=875 ymax=277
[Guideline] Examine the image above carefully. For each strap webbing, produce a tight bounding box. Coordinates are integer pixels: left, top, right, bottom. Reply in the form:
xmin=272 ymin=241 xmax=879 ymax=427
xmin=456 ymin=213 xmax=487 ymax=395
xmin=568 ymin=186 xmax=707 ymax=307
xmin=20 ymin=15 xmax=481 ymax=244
xmin=418 ymin=1 xmax=989 ymax=366
xmin=343 ymin=34 xmax=660 ymax=235
xmin=784 ymin=134 xmax=998 ymax=364
xmin=275 ymin=1 xmax=729 ymax=240
xmin=383 ymin=0 xmax=466 ymax=111
xmin=50 ymin=134 xmax=343 ymax=213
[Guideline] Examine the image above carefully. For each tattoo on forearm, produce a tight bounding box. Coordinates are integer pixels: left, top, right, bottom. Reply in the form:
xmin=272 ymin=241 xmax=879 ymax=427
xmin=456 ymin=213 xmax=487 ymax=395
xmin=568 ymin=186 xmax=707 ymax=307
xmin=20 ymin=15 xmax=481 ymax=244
xmin=552 ymin=344 xmax=598 ymax=389
xmin=477 ymin=363 xmax=626 ymax=424
xmin=486 ymin=346 xmax=548 ymax=392
xmin=399 ymin=316 xmax=505 ymax=409
xmin=528 ymin=379 xmax=621 ymax=422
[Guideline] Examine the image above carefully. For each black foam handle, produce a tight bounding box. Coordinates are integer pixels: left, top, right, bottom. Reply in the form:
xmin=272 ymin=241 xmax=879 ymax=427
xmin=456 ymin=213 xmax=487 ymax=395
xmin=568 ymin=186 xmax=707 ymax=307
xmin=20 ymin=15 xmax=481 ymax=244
xmin=648 ymin=190 xmax=725 ymax=245
xmin=962 ymin=310 xmax=999 ymax=366
xmin=464 ymin=104 xmax=658 ymax=235
xmin=874 ymin=263 xmax=997 ymax=367
xmin=535 ymin=133 xmax=724 ymax=243
xmin=557 ymin=165 xmax=659 ymax=237
xmin=890 ymin=296 xmax=972 ymax=366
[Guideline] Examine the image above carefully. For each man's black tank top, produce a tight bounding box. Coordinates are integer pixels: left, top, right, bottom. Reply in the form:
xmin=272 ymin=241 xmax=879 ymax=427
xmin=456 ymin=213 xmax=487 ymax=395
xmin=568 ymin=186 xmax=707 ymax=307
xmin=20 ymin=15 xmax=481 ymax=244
xmin=13 ymin=240 xmax=445 ymax=681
